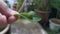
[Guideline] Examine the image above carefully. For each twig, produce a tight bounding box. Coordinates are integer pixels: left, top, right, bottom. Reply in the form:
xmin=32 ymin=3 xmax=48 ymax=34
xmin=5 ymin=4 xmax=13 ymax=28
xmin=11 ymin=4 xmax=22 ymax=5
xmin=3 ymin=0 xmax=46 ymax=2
xmin=18 ymin=0 xmax=27 ymax=13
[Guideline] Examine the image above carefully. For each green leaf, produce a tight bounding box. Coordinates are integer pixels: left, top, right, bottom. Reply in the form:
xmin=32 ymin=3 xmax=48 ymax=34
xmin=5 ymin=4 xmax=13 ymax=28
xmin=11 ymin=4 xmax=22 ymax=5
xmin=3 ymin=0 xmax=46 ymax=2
xmin=14 ymin=14 xmax=20 ymax=17
xmin=28 ymin=11 xmax=36 ymax=15
xmin=14 ymin=11 xmax=41 ymax=22
xmin=50 ymin=0 xmax=60 ymax=10
xmin=32 ymin=17 xmax=41 ymax=22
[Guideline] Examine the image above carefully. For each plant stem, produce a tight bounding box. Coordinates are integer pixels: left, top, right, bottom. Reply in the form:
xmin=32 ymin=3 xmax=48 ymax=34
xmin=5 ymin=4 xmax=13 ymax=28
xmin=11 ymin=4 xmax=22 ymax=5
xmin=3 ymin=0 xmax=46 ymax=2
xmin=16 ymin=0 xmax=27 ymax=13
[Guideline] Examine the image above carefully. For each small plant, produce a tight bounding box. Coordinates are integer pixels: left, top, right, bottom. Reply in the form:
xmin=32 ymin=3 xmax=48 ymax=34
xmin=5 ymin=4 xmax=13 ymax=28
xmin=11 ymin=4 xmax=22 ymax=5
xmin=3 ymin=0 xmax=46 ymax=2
xmin=34 ymin=0 xmax=49 ymax=11
xmin=28 ymin=0 xmax=49 ymax=11
xmin=49 ymin=0 xmax=60 ymax=18
xmin=14 ymin=11 xmax=41 ymax=22
xmin=49 ymin=0 xmax=60 ymax=10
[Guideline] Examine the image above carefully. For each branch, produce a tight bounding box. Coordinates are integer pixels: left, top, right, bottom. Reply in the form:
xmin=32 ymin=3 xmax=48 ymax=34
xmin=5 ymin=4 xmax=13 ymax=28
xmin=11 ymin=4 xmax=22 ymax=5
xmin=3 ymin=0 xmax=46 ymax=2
xmin=18 ymin=0 xmax=27 ymax=13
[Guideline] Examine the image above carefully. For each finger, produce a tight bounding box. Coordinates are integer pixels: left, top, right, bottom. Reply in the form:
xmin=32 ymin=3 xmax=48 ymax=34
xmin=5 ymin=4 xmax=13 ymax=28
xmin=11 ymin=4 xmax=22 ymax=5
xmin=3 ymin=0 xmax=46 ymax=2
xmin=0 ymin=0 xmax=19 ymax=17
xmin=0 ymin=13 xmax=7 ymax=29
xmin=0 ymin=0 xmax=9 ymax=12
xmin=9 ymin=9 xmax=19 ymax=16
xmin=0 ymin=0 xmax=10 ymax=17
xmin=0 ymin=0 xmax=19 ymax=24
xmin=7 ymin=9 xmax=19 ymax=23
xmin=7 ymin=9 xmax=19 ymax=24
xmin=7 ymin=16 xmax=17 ymax=24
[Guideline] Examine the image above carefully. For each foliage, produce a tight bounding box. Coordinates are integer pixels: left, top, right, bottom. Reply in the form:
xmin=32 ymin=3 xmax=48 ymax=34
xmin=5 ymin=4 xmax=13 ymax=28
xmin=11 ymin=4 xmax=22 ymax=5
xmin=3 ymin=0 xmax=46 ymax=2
xmin=16 ymin=0 xmax=24 ymax=11
xmin=28 ymin=0 xmax=41 ymax=11
xmin=33 ymin=0 xmax=41 ymax=9
xmin=48 ymin=28 xmax=60 ymax=34
xmin=14 ymin=11 xmax=41 ymax=22
xmin=49 ymin=0 xmax=60 ymax=10
xmin=33 ymin=0 xmax=49 ymax=11
xmin=38 ymin=0 xmax=48 ymax=11
xmin=49 ymin=0 xmax=60 ymax=18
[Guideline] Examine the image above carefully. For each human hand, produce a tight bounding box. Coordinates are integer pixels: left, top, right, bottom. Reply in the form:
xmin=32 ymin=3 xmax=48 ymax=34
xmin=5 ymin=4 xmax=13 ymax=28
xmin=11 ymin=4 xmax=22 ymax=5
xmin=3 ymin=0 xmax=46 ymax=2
xmin=0 ymin=0 xmax=19 ymax=28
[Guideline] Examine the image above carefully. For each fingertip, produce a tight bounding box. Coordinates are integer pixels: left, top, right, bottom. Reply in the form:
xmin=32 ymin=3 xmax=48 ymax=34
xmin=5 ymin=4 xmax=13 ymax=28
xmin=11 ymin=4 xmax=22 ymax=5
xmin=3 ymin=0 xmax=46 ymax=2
xmin=10 ymin=9 xmax=19 ymax=15
xmin=2 ymin=15 xmax=7 ymax=23
xmin=8 ymin=16 xmax=17 ymax=24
